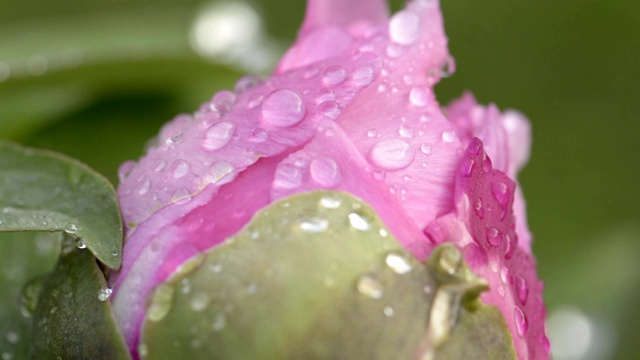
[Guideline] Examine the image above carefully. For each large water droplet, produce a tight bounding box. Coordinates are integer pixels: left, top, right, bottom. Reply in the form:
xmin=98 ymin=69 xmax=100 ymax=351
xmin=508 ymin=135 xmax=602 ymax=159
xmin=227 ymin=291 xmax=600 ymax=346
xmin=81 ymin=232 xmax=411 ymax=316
xmin=389 ymin=10 xmax=420 ymax=45
xmin=310 ymin=157 xmax=341 ymax=187
xmin=486 ymin=227 xmax=503 ymax=247
xmin=369 ymin=139 xmax=415 ymax=171
xmin=352 ymin=66 xmax=374 ymax=86
xmin=262 ymin=89 xmax=306 ymax=127
xmin=514 ymin=306 xmax=529 ymax=337
xmin=322 ymin=65 xmax=347 ymax=86
xmin=96 ymin=286 xmax=112 ymax=302
xmin=171 ymin=160 xmax=190 ymax=179
xmin=385 ymin=252 xmax=413 ymax=274
xmin=318 ymin=100 xmax=341 ymax=120
xmin=273 ymin=164 xmax=302 ymax=190
xmin=442 ymin=130 xmax=458 ymax=143
xmin=409 ymin=86 xmax=431 ymax=107
xmin=299 ymin=217 xmax=329 ymax=233
xmin=202 ymin=122 xmax=235 ymax=151
xmin=356 ymin=274 xmax=384 ymax=299
xmin=348 ymin=211 xmax=372 ymax=231
xmin=514 ymin=275 xmax=529 ymax=305
xmin=74 ymin=237 xmax=87 ymax=249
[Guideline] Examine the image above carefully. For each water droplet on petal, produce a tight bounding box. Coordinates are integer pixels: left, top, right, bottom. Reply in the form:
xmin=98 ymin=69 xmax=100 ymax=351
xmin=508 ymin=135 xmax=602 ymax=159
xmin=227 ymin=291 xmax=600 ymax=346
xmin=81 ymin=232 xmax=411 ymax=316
xmin=474 ymin=198 xmax=484 ymax=219
xmin=369 ymin=139 xmax=415 ymax=171
xmin=385 ymin=252 xmax=413 ymax=274
xmin=248 ymin=128 xmax=268 ymax=143
xmin=440 ymin=56 xmax=456 ymax=78
xmin=491 ymin=181 xmax=510 ymax=208
xmin=171 ymin=188 xmax=192 ymax=204
xmin=389 ymin=10 xmax=420 ymax=45
xmin=247 ymin=94 xmax=264 ymax=109
xmin=409 ymin=86 xmax=431 ymax=107
xmin=352 ymin=66 xmax=374 ymax=86
xmin=398 ymin=125 xmax=414 ymax=138
xmin=208 ymin=161 xmax=235 ymax=185
xmin=386 ymin=43 xmax=404 ymax=58
xmin=171 ymin=160 xmax=190 ymax=179
xmin=499 ymin=266 xmax=509 ymax=284
xmin=98 ymin=286 xmax=112 ymax=301
xmin=262 ymin=89 xmax=306 ymax=127
xmin=442 ymin=130 xmax=458 ymax=143
xmin=273 ymin=164 xmax=302 ymax=190
xmin=234 ymin=75 xmax=262 ymax=93
xmin=322 ymin=65 xmax=347 ymax=86
xmin=420 ymin=144 xmax=432 ymax=155
xmin=318 ymin=100 xmax=341 ymax=120
xmin=504 ymin=234 xmax=517 ymax=259
xmin=349 ymin=211 xmax=372 ymax=231
xmin=154 ymin=159 xmax=167 ymax=172
xmin=137 ymin=180 xmax=151 ymax=195
xmin=310 ymin=157 xmax=341 ymax=187
xmin=514 ymin=275 xmax=529 ymax=305
xmin=118 ymin=161 xmax=136 ymax=183
xmin=202 ymin=122 xmax=235 ymax=151
xmin=299 ymin=217 xmax=329 ymax=233
xmin=514 ymin=306 xmax=529 ymax=337
xmin=486 ymin=227 xmax=503 ymax=247
xmin=356 ymin=274 xmax=384 ymax=299
xmin=211 ymin=90 xmax=236 ymax=114
xmin=367 ymin=129 xmax=379 ymax=138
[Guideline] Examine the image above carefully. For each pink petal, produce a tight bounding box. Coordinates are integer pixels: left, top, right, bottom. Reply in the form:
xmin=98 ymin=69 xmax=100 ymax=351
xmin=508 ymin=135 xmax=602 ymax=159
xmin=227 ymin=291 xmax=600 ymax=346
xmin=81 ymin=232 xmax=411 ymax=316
xmin=271 ymin=120 xmax=432 ymax=259
xmin=425 ymin=138 xmax=548 ymax=359
xmin=445 ymin=92 xmax=533 ymax=250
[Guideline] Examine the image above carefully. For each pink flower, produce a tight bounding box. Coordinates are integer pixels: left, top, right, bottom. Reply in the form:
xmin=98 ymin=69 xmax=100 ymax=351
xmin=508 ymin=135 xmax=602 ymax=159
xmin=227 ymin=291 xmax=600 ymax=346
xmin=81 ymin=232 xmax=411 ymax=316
xmin=112 ymin=0 xmax=548 ymax=358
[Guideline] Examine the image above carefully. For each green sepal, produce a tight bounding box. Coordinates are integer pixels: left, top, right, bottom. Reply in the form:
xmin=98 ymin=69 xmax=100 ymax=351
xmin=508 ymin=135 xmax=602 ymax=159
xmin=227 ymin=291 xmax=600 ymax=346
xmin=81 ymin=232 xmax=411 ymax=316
xmin=140 ymin=191 xmax=516 ymax=359
xmin=0 ymin=141 xmax=123 ymax=269
xmin=31 ymin=235 xmax=131 ymax=360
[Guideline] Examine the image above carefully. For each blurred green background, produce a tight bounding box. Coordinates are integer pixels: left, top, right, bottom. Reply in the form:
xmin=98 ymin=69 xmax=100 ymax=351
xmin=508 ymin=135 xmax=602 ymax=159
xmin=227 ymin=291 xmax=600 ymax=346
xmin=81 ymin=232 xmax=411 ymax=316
xmin=0 ymin=0 xmax=638 ymax=358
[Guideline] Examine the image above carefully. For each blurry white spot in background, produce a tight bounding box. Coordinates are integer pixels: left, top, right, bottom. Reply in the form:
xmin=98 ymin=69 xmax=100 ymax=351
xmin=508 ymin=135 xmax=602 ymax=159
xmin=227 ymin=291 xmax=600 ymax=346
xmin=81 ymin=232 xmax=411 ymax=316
xmin=547 ymin=306 xmax=615 ymax=360
xmin=190 ymin=2 xmax=278 ymax=73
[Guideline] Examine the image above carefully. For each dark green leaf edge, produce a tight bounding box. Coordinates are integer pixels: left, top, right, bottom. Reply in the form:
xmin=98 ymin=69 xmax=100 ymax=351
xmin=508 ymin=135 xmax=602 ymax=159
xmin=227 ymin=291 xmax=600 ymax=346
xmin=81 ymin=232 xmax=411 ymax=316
xmin=31 ymin=235 xmax=131 ymax=359
xmin=0 ymin=140 xmax=123 ymax=268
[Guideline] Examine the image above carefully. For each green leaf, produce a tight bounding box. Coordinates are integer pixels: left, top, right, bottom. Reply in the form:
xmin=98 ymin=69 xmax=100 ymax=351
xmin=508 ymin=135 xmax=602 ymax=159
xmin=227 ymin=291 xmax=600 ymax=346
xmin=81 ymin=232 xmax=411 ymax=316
xmin=0 ymin=141 xmax=123 ymax=269
xmin=0 ymin=232 xmax=60 ymax=359
xmin=140 ymin=191 xmax=516 ymax=359
xmin=31 ymin=236 xmax=131 ymax=360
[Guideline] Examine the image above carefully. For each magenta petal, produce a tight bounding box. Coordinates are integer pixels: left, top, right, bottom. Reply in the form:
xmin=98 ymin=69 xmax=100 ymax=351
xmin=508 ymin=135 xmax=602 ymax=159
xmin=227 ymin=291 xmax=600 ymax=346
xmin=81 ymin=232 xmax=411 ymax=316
xmin=425 ymin=138 xmax=548 ymax=359
xmin=301 ymin=0 xmax=389 ymax=34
